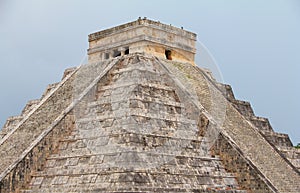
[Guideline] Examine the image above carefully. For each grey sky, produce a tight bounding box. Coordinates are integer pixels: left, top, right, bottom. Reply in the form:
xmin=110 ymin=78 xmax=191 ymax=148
xmin=0 ymin=0 xmax=299 ymax=144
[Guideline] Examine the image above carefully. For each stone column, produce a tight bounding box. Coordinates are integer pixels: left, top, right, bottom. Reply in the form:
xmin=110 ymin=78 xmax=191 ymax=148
xmin=109 ymin=50 xmax=114 ymax=58
xmin=119 ymin=48 xmax=126 ymax=56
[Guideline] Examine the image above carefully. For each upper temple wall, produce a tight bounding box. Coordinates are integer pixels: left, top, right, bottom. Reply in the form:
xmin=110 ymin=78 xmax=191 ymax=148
xmin=87 ymin=18 xmax=197 ymax=63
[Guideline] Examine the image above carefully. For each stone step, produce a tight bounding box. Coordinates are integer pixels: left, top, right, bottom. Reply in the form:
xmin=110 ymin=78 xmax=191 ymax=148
xmin=52 ymin=136 xmax=209 ymax=159
xmin=97 ymin=63 xmax=169 ymax=88
xmin=211 ymin=82 xmax=235 ymax=101
xmin=111 ymin=64 xmax=159 ymax=75
xmin=278 ymin=147 xmax=300 ymax=171
xmin=60 ymin=128 xmax=205 ymax=141
xmin=76 ymin=110 xmax=196 ymax=125
xmin=84 ymin=97 xmax=183 ymax=120
xmin=25 ymin=181 xmax=245 ymax=193
xmin=1 ymin=99 xmax=39 ymax=141
xmin=249 ymin=116 xmax=273 ymax=131
xmin=88 ymin=95 xmax=184 ymax=109
xmin=0 ymin=115 xmax=24 ymax=139
xmin=41 ymin=82 xmax=59 ymax=98
xmin=21 ymin=99 xmax=40 ymax=116
xmin=26 ymin=189 xmax=246 ymax=193
xmin=98 ymin=81 xmax=176 ymax=93
xmin=32 ymin=162 xmax=231 ymax=178
xmin=231 ymin=99 xmax=254 ymax=118
xmin=46 ymin=150 xmax=221 ymax=162
xmin=62 ymin=67 xmax=77 ymax=80
xmin=261 ymin=130 xmax=293 ymax=148
xmin=2 ymin=115 xmax=23 ymax=129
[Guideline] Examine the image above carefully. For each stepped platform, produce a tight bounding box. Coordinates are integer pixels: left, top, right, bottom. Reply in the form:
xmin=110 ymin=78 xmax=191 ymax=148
xmin=0 ymin=18 xmax=299 ymax=193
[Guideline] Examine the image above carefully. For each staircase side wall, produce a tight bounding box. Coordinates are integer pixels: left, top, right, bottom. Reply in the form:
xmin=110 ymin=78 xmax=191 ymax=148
xmin=0 ymin=69 xmax=77 ymax=192
xmin=213 ymin=134 xmax=276 ymax=193
xmin=0 ymin=115 xmax=75 ymax=193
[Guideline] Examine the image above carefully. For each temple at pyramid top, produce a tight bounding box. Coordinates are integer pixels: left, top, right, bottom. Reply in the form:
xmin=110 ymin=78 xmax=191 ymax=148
xmin=87 ymin=17 xmax=197 ymax=63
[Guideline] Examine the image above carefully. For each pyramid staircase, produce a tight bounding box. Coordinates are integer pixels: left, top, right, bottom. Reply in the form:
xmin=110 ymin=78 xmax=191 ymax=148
xmin=161 ymin=59 xmax=300 ymax=192
xmin=21 ymin=55 xmax=245 ymax=192
xmin=0 ymin=54 xmax=299 ymax=192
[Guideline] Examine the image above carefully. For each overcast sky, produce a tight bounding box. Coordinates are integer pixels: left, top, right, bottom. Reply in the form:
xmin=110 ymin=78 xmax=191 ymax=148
xmin=0 ymin=0 xmax=299 ymax=144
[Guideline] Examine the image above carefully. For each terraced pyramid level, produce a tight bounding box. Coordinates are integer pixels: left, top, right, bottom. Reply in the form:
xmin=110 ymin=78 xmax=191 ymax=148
xmin=0 ymin=18 xmax=299 ymax=193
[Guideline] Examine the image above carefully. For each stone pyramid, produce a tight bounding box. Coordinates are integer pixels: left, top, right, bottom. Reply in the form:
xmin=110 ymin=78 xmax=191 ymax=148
xmin=0 ymin=18 xmax=299 ymax=193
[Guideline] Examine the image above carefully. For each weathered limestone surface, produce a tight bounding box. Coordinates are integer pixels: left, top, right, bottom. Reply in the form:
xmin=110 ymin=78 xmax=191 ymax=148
xmin=278 ymin=147 xmax=300 ymax=171
xmin=164 ymin=60 xmax=300 ymax=192
xmin=18 ymin=55 xmax=246 ymax=192
xmin=0 ymin=53 xmax=299 ymax=192
xmin=0 ymin=58 xmax=119 ymax=192
xmin=0 ymin=116 xmax=23 ymax=140
xmin=0 ymin=18 xmax=299 ymax=193
xmin=88 ymin=18 xmax=197 ymax=64
xmin=215 ymin=81 xmax=294 ymax=149
xmin=0 ymin=69 xmax=75 ymax=192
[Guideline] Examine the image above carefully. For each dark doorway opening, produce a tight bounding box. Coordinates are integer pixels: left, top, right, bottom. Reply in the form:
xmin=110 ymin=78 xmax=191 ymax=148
xmin=125 ymin=47 xmax=129 ymax=55
xmin=165 ymin=50 xmax=172 ymax=60
xmin=113 ymin=50 xmax=121 ymax=57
